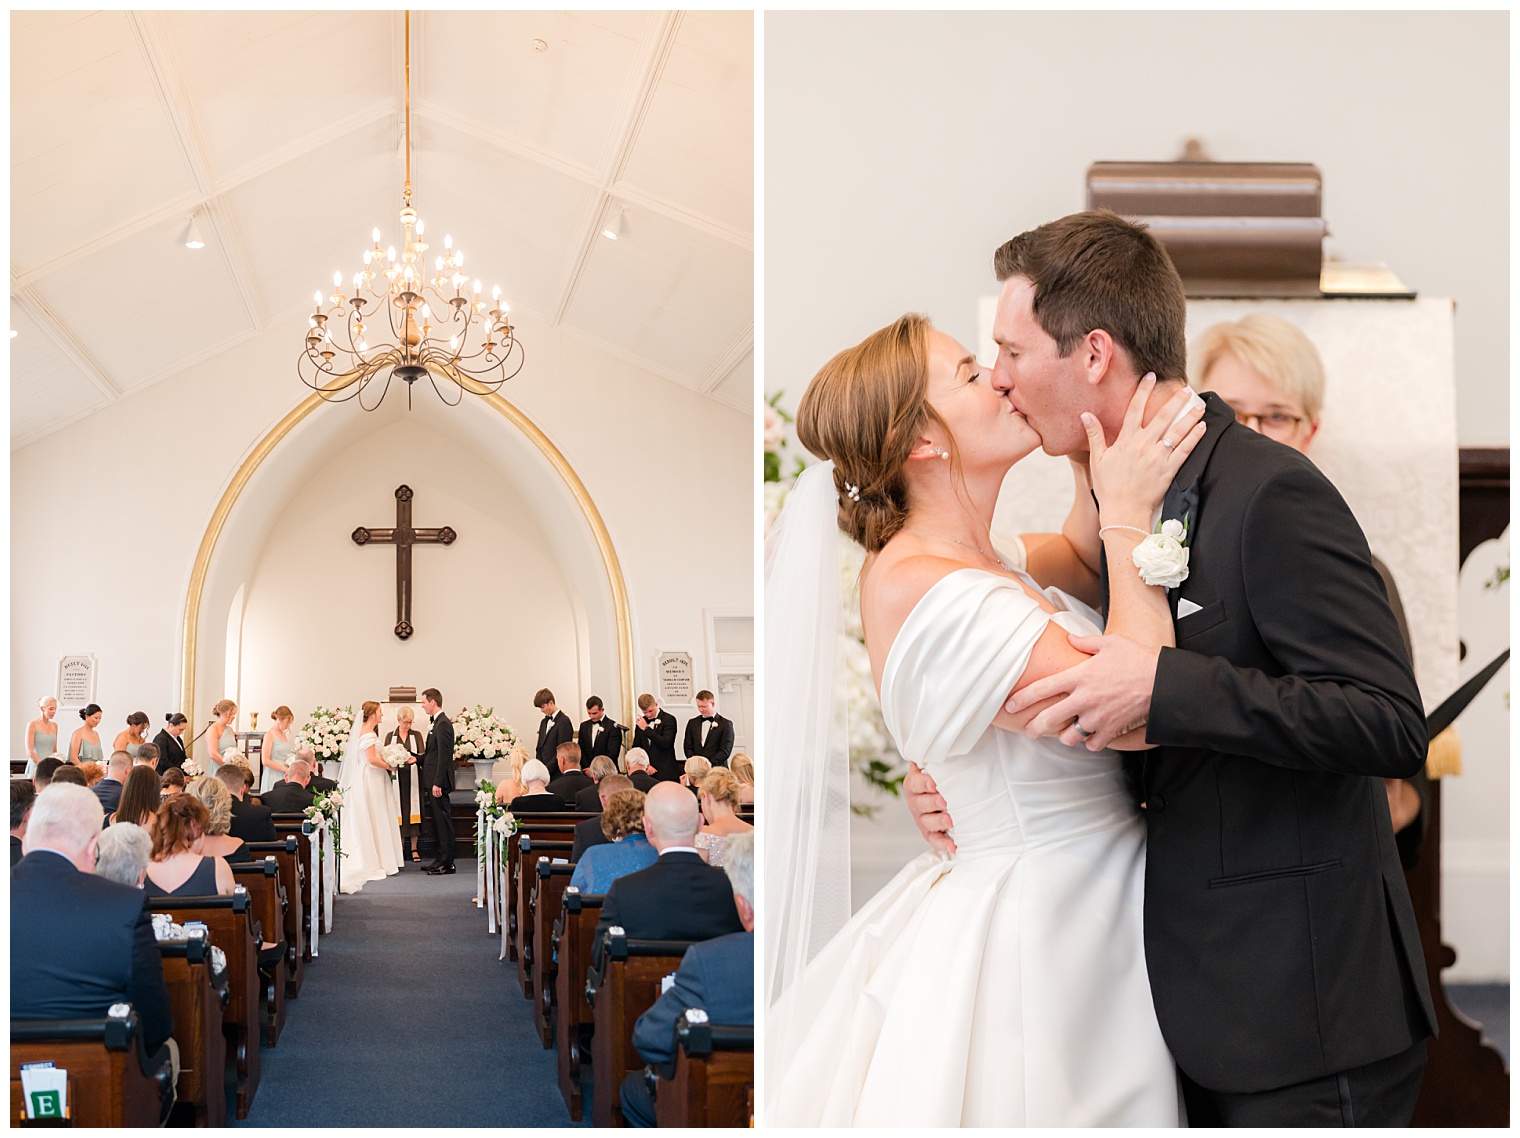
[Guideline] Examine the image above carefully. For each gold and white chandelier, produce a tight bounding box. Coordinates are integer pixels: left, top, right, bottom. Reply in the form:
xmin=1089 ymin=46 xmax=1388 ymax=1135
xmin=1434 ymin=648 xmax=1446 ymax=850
xmin=300 ymin=11 xmax=524 ymax=410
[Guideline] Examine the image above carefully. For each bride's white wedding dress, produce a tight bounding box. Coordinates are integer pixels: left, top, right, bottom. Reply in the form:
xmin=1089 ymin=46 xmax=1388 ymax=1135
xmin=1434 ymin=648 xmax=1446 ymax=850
xmin=770 ymin=566 xmax=1180 ymax=1127
xmin=338 ymin=730 xmax=403 ymax=894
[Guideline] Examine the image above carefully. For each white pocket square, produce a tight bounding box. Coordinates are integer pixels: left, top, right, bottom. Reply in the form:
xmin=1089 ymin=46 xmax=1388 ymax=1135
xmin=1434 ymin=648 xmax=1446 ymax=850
xmin=1177 ymin=597 xmax=1203 ymax=618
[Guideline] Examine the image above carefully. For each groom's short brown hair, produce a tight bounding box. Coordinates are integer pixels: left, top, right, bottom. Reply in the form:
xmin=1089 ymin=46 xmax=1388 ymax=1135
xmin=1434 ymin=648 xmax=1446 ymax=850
xmin=421 ymin=688 xmax=442 ymax=706
xmin=993 ymin=210 xmax=1188 ymax=382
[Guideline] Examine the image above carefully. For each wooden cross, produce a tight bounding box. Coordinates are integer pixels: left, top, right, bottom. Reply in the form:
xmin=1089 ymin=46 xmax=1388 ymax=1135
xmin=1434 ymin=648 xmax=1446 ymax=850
xmin=352 ymin=485 xmax=456 ymax=640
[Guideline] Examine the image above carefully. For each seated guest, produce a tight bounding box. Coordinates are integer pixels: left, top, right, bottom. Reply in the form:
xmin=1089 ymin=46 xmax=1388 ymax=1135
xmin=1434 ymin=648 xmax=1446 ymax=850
xmin=308 ymin=761 xmax=339 ymax=794
xmin=133 ymin=741 xmax=159 ymax=768
xmin=50 ymin=765 xmax=88 ymax=787
xmin=12 ymin=778 xmax=36 ymax=866
xmin=79 ymin=760 xmax=106 ymax=788
xmin=578 ymin=695 xmax=623 ymax=769
xmin=95 ymin=822 xmax=152 ymax=889
xmin=569 ymin=790 xmax=657 ymax=894
xmin=534 ymin=688 xmax=575 ymax=776
xmin=547 ymin=741 xmax=594 ymax=805
xmin=219 ymin=764 xmax=276 ymax=843
xmin=144 ymin=795 xmax=234 ymax=898
xmin=624 ymin=748 xmax=657 ymax=793
xmin=109 ymin=766 xmax=162 ymax=832
xmin=510 ymin=760 xmax=568 ymax=813
xmin=620 ymin=832 xmax=755 ymax=1128
xmin=32 ymin=756 xmax=64 ymax=791
xmin=160 ymin=766 xmax=186 ymax=799
xmin=592 ymin=782 xmax=745 ymax=966
xmin=185 ymin=776 xmax=249 ymax=864
xmin=239 ymin=764 xmax=257 ymax=794
xmin=92 ymin=750 xmax=132 ymax=814
xmin=682 ymin=689 xmax=735 ymax=767
xmin=572 ymin=774 xmax=632 ymax=861
xmin=575 ymin=756 xmax=619 ymax=812
xmin=694 ymin=768 xmax=753 ymax=867
xmin=494 ymin=746 xmax=528 ymax=807
xmin=261 ymin=759 xmax=317 ymax=813
xmin=730 ymin=752 xmax=755 ymax=806
xmin=12 ymin=784 xmax=174 ymax=1057
xmin=681 ymin=754 xmax=712 ymax=790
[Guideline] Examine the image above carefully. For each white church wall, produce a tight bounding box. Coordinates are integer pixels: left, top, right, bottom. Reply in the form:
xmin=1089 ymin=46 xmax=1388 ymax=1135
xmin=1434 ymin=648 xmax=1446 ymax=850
xmin=12 ymin=306 xmax=752 ymax=760
xmin=765 ymin=10 xmax=1508 ymax=979
xmin=236 ymin=420 xmax=580 ymax=738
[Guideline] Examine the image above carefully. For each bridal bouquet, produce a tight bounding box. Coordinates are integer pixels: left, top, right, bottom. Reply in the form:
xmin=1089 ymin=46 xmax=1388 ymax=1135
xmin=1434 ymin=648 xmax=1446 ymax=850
xmin=381 ymin=741 xmax=410 ymax=781
xmin=453 ymin=705 xmax=520 ymax=761
xmin=295 ymin=705 xmax=354 ymax=763
xmin=182 ymin=756 xmax=204 ymax=778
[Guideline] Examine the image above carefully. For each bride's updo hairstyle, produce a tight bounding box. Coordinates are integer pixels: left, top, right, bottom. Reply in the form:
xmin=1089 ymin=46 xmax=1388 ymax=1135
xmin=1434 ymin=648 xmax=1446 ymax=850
xmin=795 ymin=313 xmax=958 ymax=552
xmin=361 ymin=700 xmax=381 ymax=724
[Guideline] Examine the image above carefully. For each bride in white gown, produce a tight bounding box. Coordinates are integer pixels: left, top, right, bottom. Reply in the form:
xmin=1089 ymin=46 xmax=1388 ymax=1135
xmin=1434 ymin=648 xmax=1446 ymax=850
xmin=765 ymin=315 xmax=1206 ymax=1126
xmin=338 ymin=700 xmax=403 ymax=894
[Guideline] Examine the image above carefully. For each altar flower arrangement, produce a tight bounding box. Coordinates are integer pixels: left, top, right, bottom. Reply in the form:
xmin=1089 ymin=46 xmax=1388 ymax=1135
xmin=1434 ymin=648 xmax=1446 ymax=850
xmin=296 ymin=705 xmax=355 ymax=764
xmin=453 ymin=705 xmax=520 ymax=761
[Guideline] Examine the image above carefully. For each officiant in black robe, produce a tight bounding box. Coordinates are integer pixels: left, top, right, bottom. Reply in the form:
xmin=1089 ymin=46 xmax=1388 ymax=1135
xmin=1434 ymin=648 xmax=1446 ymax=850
xmin=384 ymin=709 xmax=425 ymax=864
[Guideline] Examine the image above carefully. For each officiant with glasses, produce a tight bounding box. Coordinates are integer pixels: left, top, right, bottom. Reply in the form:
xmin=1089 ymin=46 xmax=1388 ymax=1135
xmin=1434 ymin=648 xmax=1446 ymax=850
xmin=384 ymin=706 xmax=425 ymax=866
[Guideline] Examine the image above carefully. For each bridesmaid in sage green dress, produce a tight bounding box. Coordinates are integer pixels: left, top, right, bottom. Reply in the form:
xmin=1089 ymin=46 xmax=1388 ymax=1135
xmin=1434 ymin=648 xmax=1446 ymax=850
xmin=113 ymin=711 xmax=150 ymax=760
xmin=205 ymin=699 xmax=239 ymax=774
xmin=260 ymin=705 xmax=298 ymax=794
xmin=69 ymin=703 xmax=104 ymax=766
xmin=24 ymin=696 xmax=59 ymax=777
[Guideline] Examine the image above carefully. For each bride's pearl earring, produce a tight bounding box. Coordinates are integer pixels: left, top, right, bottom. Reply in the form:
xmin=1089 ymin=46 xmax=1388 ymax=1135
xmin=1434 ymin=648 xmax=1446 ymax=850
xmin=934 ymin=447 xmax=949 ymax=460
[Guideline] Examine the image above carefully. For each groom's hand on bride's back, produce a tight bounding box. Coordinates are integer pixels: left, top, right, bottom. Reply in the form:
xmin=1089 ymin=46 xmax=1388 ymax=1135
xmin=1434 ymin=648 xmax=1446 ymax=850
xmin=905 ymin=763 xmax=956 ymax=854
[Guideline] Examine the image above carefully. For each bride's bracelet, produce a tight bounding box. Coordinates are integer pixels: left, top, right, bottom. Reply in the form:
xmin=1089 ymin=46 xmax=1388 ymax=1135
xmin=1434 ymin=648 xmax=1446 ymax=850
xmin=1097 ymin=524 xmax=1150 ymax=540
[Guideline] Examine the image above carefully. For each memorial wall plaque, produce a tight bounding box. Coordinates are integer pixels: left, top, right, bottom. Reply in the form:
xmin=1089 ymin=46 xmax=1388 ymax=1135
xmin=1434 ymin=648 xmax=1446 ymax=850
xmin=657 ymin=652 xmax=694 ymax=705
xmin=57 ymin=654 xmax=97 ymax=705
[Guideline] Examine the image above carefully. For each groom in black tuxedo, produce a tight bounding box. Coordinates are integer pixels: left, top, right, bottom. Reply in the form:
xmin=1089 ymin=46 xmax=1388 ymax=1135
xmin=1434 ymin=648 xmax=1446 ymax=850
xmin=911 ymin=212 xmax=1435 ymax=1126
xmin=420 ymin=688 xmax=456 ymax=874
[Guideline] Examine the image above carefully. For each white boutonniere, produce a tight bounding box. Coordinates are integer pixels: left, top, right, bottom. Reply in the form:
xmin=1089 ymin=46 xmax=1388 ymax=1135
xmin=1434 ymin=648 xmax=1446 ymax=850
xmin=1132 ymin=515 xmax=1190 ymax=588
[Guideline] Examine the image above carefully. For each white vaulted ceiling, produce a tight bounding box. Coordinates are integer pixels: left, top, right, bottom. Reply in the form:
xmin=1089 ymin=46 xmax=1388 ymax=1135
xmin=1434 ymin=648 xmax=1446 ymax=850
xmin=9 ymin=10 xmax=754 ymax=447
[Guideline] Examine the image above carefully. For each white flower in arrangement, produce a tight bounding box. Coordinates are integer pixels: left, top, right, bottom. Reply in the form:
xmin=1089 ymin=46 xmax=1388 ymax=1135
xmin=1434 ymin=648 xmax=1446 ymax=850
xmin=454 ymin=705 xmax=521 ymax=760
xmin=474 ymin=787 xmax=496 ymax=811
xmin=492 ymin=812 xmax=517 ymax=837
xmin=764 ymin=403 xmax=786 ymax=451
xmin=1132 ymin=516 xmax=1191 ymax=589
xmin=381 ymin=742 xmax=409 ymax=769
xmin=183 ymin=757 xmax=204 ymax=778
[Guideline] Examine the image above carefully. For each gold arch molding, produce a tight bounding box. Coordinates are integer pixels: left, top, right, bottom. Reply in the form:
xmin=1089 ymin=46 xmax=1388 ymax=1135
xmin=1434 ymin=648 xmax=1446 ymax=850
xmin=178 ymin=381 xmax=635 ymax=752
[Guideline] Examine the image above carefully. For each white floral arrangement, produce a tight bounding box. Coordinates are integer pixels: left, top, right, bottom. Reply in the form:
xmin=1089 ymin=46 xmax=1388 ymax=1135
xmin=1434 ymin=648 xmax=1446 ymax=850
xmin=453 ymin=705 xmax=520 ymax=760
xmin=295 ymin=705 xmax=354 ymax=763
xmin=474 ymin=783 xmax=499 ymax=812
xmin=492 ymin=811 xmax=517 ymax=838
xmin=380 ymin=740 xmax=410 ymax=780
xmin=304 ymin=788 xmax=344 ymax=855
xmin=182 ymin=756 xmax=204 ymax=778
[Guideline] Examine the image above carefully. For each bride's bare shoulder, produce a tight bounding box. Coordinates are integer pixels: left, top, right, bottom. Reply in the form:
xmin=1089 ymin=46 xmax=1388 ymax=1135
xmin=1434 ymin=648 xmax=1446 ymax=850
xmin=862 ymin=543 xmax=974 ymax=635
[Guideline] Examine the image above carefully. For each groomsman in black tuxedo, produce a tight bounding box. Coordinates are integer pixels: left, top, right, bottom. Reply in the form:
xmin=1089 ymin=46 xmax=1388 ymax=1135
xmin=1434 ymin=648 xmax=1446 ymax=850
xmin=421 ymin=688 xmax=456 ymax=875
xmin=534 ymin=689 xmax=575 ymax=777
xmin=577 ymin=696 xmax=623 ymax=769
xmin=632 ymin=694 xmax=679 ymax=782
xmin=682 ymin=689 xmax=735 ymax=767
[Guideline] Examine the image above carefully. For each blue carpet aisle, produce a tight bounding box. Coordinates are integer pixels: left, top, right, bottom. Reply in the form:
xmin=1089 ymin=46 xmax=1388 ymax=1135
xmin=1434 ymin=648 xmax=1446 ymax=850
xmin=235 ymin=865 xmax=588 ymax=1127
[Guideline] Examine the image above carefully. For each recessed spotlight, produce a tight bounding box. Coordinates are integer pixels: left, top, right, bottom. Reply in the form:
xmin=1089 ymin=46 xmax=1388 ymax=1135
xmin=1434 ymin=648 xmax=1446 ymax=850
xmin=601 ymin=206 xmax=627 ymax=241
xmin=180 ymin=213 xmax=206 ymax=249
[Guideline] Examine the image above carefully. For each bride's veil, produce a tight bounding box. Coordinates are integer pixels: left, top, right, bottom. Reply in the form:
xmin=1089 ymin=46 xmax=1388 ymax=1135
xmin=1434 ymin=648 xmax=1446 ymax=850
xmin=337 ymin=716 xmax=365 ymax=795
xmin=764 ymin=460 xmax=854 ymax=1026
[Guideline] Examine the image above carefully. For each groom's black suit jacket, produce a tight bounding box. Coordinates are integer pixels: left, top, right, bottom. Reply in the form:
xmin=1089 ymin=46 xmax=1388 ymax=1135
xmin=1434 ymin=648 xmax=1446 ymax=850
xmin=1115 ymin=393 xmax=1435 ymax=1095
xmin=422 ymin=712 xmax=455 ymax=793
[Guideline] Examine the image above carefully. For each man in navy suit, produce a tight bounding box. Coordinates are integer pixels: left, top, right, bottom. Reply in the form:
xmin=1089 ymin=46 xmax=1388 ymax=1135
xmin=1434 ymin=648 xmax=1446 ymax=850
xmin=92 ymin=750 xmax=131 ymax=816
xmin=621 ymin=831 xmax=755 ymax=1126
xmin=12 ymin=784 xmax=174 ymax=1056
xmin=592 ymin=783 xmax=743 ymax=967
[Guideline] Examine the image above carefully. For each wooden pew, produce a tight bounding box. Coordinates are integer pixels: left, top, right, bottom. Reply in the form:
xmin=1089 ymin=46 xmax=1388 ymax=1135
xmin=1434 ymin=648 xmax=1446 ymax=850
xmin=587 ymin=930 xmax=694 ymax=1128
xmin=653 ymin=1014 xmax=754 ymax=1128
xmin=516 ymin=838 xmax=573 ymax=997
xmin=230 ymin=860 xmax=288 ymax=1047
xmin=244 ymin=837 xmax=305 ymax=995
xmin=10 ymin=1009 xmax=171 ymax=1127
xmin=148 ymin=893 xmax=262 ymax=1119
xmin=555 ymin=889 xmax=603 ymax=1121
xmin=532 ymin=859 xmax=578 ymax=1047
xmin=159 ymin=935 xmax=229 ymax=1127
xmin=272 ymin=816 xmax=319 ymax=956
xmin=504 ymin=814 xmax=587 ymax=958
